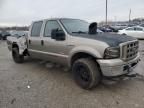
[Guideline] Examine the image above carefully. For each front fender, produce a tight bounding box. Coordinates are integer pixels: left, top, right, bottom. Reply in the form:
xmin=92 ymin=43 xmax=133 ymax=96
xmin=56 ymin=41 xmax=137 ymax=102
xmin=68 ymin=46 xmax=103 ymax=66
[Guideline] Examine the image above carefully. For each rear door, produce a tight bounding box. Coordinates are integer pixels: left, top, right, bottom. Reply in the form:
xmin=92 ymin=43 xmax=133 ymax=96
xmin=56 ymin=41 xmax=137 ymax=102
xmin=28 ymin=21 xmax=44 ymax=58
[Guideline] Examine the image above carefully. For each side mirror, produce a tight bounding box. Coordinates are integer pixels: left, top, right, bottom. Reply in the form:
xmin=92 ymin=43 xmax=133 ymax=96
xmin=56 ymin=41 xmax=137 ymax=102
xmin=51 ymin=29 xmax=65 ymax=41
xmin=89 ymin=22 xmax=97 ymax=34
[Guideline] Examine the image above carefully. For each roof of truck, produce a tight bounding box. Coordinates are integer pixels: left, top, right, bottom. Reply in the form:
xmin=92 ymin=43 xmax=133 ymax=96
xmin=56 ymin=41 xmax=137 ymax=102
xmin=32 ymin=18 xmax=81 ymax=23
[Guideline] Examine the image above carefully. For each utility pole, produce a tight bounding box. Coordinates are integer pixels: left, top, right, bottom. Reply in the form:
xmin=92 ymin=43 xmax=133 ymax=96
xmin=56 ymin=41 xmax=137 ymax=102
xmin=129 ymin=9 xmax=131 ymax=23
xmin=114 ymin=16 xmax=117 ymax=26
xmin=106 ymin=0 xmax=108 ymax=25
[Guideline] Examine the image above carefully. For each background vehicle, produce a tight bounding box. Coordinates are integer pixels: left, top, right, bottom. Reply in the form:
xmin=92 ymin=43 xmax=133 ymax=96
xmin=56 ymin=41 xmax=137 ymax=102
xmin=98 ymin=26 xmax=112 ymax=32
xmin=139 ymin=24 xmax=144 ymax=27
xmin=97 ymin=29 xmax=103 ymax=33
xmin=7 ymin=18 xmax=140 ymax=89
xmin=118 ymin=26 xmax=144 ymax=39
xmin=9 ymin=30 xmax=28 ymax=38
xmin=99 ymin=25 xmax=118 ymax=33
xmin=0 ymin=31 xmax=10 ymax=40
xmin=111 ymin=24 xmax=128 ymax=30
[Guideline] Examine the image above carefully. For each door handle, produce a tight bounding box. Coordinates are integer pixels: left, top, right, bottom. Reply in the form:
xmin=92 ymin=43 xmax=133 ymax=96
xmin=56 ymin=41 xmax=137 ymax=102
xmin=29 ymin=40 xmax=31 ymax=44
xmin=41 ymin=40 xmax=44 ymax=46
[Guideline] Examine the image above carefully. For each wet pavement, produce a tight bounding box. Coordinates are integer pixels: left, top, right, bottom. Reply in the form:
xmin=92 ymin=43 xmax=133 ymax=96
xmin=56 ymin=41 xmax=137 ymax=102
xmin=0 ymin=40 xmax=144 ymax=108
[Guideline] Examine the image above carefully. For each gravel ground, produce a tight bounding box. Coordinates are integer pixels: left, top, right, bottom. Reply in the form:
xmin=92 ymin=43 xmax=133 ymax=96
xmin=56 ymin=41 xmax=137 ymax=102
xmin=0 ymin=40 xmax=144 ymax=108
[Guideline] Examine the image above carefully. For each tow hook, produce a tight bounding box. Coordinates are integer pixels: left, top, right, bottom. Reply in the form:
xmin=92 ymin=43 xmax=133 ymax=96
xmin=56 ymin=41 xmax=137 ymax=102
xmin=134 ymin=73 xmax=144 ymax=81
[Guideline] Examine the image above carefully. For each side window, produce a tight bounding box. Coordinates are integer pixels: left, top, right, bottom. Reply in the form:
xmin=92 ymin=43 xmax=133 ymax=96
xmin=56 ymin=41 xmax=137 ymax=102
xmin=126 ymin=27 xmax=134 ymax=31
xmin=44 ymin=20 xmax=62 ymax=37
xmin=31 ymin=21 xmax=43 ymax=37
xmin=140 ymin=24 xmax=144 ymax=27
xmin=135 ymin=27 xmax=143 ymax=31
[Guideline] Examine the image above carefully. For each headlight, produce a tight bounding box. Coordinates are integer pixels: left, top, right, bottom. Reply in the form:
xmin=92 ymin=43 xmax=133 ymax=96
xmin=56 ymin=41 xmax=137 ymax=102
xmin=104 ymin=47 xmax=120 ymax=59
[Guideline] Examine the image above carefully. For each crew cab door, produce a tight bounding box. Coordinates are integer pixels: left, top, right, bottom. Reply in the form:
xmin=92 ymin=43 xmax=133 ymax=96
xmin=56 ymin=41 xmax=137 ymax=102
xmin=28 ymin=21 xmax=44 ymax=58
xmin=40 ymin=20 xmax=68 ymax=64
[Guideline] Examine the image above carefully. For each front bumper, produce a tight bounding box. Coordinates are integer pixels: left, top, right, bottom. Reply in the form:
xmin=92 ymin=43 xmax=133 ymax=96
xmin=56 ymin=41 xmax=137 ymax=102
xmin=97 ymin=53 xmax=140 ymax=77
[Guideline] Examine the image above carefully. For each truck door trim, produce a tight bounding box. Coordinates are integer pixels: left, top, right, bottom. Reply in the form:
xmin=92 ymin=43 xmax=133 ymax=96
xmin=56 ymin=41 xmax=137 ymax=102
xmin=28 ymin=49 xmax=68 ymax=58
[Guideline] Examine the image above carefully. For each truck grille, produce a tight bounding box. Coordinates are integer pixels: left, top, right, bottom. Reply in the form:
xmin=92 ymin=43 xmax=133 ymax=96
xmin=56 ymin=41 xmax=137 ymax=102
xmin=121 ymin=40 xmax=139 ymax=61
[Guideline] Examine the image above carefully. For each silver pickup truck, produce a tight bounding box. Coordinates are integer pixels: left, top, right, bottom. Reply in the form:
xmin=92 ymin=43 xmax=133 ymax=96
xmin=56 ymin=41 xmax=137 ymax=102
xmin=7 ymin=18 xmax=140 ymax=89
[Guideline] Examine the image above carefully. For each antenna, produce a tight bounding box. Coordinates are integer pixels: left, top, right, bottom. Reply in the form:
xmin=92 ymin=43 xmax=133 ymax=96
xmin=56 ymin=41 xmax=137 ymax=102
xmin=106 ymin=0 xmax=108 ymax=25
xmin=129 ymin=9 xmax=131 ymax=23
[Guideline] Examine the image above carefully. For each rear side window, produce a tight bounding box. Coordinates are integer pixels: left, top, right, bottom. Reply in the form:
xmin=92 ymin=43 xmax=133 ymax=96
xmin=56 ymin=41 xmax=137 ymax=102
xmin=31 ymin=21 xmax=43 ymax=37
xmin=44 ymin=20 xmax=62 ymax=37
xmin=135 ymin=27 xmax=143 ymax=31
xmin=126 ymin=27 xmax=134 ymax=31
xmin=140 ymin=24 xmax=144 ymax=27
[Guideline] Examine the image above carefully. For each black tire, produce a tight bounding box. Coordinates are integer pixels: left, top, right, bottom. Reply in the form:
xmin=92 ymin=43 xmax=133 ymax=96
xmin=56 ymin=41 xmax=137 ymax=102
xmin=72 ymin=58 xmax=101 ymax=89
xmin=122 ymin=33 xmax=127 ymax=35
xmin=12 ymin=48 xmax=24 ymax=63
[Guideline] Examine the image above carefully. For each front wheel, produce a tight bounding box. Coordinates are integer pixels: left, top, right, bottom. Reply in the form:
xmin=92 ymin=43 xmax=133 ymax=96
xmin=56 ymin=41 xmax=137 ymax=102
xmin=72 ymin=58 xmax=101 ymax=90
xmin=12 ymin=48 xmax=24 ymax=63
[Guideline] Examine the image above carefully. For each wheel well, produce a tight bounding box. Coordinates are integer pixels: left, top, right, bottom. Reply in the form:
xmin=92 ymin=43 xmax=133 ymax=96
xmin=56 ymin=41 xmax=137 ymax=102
xmin=12 ymin=43 xmax=29 ymax=56
xmin=12 ymin=43 xmax=19 ymax=49
xmin=71 ymin=52 xmax=96 ymax=66
xmin=71 ymin=52 xmax=102 ymax=76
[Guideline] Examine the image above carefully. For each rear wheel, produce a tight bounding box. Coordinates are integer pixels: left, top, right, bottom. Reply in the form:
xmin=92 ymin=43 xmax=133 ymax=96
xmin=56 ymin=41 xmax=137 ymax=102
xmin=72 ymin=58 xmax=101 ymax=89
xmin=12 ymin=48 xmax=24 ymax=63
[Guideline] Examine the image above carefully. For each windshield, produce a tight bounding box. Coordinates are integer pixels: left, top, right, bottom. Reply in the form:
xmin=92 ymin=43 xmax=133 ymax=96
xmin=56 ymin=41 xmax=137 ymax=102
xmin=60 ymin=19 xmax=89 ymax=34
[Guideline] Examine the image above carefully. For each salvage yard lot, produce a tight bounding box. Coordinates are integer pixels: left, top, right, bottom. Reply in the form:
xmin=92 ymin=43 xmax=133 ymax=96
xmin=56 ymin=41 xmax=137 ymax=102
xmin=0 ymin=40 xmax=144 ymax=108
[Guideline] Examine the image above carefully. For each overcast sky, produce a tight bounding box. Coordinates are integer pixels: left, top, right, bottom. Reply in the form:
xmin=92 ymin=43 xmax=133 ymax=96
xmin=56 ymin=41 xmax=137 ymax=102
xmin=0 ymin=0 xmax=144 ymax=26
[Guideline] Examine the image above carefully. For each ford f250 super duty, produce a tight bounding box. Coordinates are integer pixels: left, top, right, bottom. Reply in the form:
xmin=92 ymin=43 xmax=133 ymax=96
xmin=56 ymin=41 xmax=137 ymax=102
xmin=7 ymin=18 xmax=140 ymax=89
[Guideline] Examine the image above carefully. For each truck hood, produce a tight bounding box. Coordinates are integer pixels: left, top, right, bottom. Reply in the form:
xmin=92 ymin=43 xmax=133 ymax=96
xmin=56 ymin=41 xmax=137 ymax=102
xmin=72 ymin=33 xmax=136 ymax=47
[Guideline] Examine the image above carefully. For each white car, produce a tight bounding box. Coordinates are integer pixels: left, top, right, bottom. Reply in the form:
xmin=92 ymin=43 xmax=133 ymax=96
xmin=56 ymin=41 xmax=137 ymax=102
xmin=118 ymin=26 xmax=144 ymax=39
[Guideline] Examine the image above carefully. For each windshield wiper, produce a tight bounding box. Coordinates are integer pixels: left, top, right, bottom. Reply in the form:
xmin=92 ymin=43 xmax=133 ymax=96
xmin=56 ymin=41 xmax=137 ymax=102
xmin=72 ymin=31 xmax=87 ymax=34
